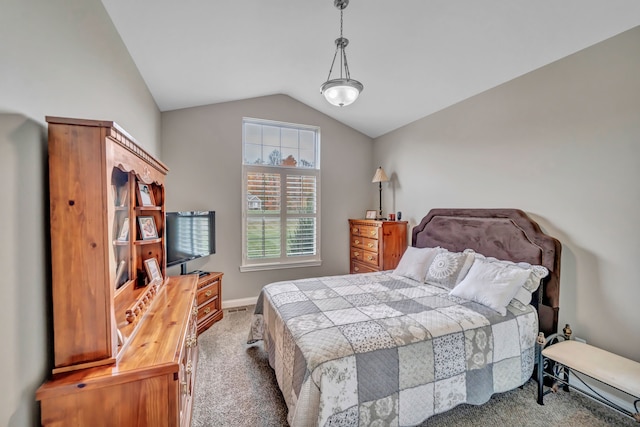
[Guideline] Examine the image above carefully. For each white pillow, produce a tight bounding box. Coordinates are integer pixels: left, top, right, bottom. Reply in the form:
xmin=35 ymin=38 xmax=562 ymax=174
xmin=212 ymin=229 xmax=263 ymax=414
xmin=471 ymin=253 xmax=549 ymax=307
xmin=511 ymin=264 xmax=549 ymax=306
xmin=450 ymin=257 xmax=531 ymax=315
xmin=393 ymin=246 xmax=440 ymax=282
xmin=425 ymin=249 xmax=475 ymax=290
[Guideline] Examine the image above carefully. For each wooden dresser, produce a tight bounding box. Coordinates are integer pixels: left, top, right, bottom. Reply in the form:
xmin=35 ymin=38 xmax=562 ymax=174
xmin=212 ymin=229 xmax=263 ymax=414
xmin=36 ymin=117 xmax=199 ymax=427
xmin=196 ymin=272 xmax=223 ymax=335
xmin=37 ymin=275 xmax=199 ymax=427
xmin=349 ymin=219 xmax=408 ymax=273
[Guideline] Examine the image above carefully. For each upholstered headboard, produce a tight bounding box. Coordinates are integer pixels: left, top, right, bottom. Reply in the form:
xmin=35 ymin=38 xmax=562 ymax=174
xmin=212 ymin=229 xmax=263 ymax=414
xmin=412 ymin=208 xmax=562 ymax=336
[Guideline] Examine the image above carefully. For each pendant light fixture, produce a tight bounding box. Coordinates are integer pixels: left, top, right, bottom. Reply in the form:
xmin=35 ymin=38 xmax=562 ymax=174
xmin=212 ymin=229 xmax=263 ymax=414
xmin=320 ymin=0 xmax=363 ymax=107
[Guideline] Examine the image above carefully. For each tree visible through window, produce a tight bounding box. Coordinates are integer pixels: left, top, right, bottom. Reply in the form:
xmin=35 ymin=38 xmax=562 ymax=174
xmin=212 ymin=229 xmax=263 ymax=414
xmin=241 ymin=118 xmax=320 ymax=270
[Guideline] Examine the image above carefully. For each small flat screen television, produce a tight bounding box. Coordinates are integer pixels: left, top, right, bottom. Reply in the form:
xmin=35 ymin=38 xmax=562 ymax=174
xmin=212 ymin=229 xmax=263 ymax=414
xmin=165 ymin=211 xmax=215 ymax=274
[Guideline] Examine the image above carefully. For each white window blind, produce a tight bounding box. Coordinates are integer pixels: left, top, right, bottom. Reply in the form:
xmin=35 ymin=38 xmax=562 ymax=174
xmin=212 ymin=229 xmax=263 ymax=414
xmin=241 ymin=118 xmax=320 ymax=271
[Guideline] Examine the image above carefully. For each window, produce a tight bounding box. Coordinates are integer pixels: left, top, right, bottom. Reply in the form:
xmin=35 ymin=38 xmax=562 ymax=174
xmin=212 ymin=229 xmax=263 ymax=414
xmin=241 ymin=118 xmax=321 ymax=271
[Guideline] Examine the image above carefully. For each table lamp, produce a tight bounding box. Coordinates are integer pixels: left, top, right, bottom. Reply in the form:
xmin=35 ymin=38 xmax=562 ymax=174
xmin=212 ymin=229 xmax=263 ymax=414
xmin=371 ymin=166 xmax=389 ymax=220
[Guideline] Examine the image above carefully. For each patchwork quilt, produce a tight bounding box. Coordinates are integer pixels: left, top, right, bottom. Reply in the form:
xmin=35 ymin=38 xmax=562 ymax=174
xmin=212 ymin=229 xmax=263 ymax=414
xmin=247 ymin=271 xmax=538 ymax=427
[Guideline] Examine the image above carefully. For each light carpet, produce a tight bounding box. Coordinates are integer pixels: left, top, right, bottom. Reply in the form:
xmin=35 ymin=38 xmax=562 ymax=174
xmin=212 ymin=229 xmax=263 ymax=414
xmin=192 ymin=306 xmax=635 ymax=427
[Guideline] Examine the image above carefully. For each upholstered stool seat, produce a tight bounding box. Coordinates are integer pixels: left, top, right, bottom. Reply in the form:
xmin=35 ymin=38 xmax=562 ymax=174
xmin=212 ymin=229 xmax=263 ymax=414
xmin=542 ymin=341 xmax=640 ymax=398
xmin=538 ymin=340 xmax=640 ymax=422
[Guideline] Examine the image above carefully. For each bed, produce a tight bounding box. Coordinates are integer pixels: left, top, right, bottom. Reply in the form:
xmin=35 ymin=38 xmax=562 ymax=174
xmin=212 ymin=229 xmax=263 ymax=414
xmin=248 ymin=208 xmax=561 ymax=426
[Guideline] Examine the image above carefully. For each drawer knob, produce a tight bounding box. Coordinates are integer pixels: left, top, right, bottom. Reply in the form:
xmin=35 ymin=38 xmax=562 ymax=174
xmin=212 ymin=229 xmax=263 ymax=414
xmin=367 ymin=255 xmax=374 ymax=261
xmin=353 ymin=228 xmax=359 ymax=233
xmin=354 ymin=239 xmax=360 ymax=245
xmin=205 ymin=290 xmax=212 ymax=297
xmin=186 ymin=334 xmax=197 ymax=348
xmin=354 ymin=266 xmax=360 ymax=272
xmin=370 ymin=231 xmax=376 ymax=236
xmin=204 ymin=307 xmax=211 ymax=314
xmin=367 ymin=243 xmax=374 ymax=248
xmin=354 ymin=251 xmax=360 ymax=257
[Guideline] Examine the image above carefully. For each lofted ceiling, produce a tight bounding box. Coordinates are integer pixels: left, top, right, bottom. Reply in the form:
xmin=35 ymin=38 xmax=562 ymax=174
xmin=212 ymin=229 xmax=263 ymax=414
xmin=100 ymin=0 xmax=640 ymax=138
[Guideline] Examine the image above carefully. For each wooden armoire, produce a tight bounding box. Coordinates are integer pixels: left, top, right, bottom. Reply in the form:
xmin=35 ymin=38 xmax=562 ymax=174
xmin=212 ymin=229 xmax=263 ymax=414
xmin=36 ymin=117 xmax=199 ymax=427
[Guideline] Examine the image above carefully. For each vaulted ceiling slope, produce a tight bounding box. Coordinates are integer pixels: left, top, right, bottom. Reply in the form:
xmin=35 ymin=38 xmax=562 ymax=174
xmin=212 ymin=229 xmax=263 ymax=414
xmin=101 ymin=1 xmax=640 ymax=138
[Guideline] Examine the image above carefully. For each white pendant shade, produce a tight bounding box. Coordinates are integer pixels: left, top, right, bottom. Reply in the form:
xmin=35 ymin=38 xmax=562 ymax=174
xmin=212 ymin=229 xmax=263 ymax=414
xmin=320 ymin=0 xmax=363 ymax=107
xmin=321 ymin=78 xmax=363 ymax=107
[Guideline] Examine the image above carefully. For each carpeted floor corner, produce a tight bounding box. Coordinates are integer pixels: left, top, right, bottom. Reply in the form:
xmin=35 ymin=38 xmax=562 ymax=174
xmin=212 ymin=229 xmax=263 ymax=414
xmin=192 ymin=306 xmax=635 ymax=427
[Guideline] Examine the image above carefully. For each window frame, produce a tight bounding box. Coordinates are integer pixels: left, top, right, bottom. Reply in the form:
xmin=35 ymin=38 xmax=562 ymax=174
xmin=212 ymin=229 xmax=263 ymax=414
xmin=240 ymin=118 xmax=321 ymax=272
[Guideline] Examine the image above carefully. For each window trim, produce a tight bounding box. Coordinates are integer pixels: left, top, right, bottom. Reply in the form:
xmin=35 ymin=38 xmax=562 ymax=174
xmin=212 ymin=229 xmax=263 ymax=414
xmin=241 ymin=118 xmax=321 ymax=272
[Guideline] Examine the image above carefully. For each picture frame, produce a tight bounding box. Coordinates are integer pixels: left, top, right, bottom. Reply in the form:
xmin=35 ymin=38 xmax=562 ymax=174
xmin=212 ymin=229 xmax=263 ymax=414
xmin=137 ymin=182 xmax=155 ymax=207
xmin=365 ymin=210 xmax=377 ymax=219
xmin=143 ymin=257 xmax=163 ymax=284
xmin=117 ymin=218 xmax=129 ymax=241
xmin=138 ymin=216 xmax=158 ymax=240
xmin=114 ymin=259 xmax=127 ymax=288
xmin=118 ymin=186 xmax=129 ymax=207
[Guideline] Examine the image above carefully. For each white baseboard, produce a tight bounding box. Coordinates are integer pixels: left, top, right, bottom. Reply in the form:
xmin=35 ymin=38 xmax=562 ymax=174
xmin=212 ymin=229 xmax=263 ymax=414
xmin=222 ymin=296 xmax=258 ymax=310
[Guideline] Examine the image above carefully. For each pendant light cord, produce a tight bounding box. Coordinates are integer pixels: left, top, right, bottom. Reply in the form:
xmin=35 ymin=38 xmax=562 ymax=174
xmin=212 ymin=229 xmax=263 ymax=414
xmin=325 ymin=8 xmax=352 ymax=81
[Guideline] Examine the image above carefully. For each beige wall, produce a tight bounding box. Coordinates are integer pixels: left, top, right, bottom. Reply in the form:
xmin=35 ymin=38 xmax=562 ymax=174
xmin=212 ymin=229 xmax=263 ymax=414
xmin=161 ymin=95 xmax=373 ymax=301
xmin=0 ymin=1 xmax=161 ymax=426
xmin=373 ymin=26 xmax=640 ymax=361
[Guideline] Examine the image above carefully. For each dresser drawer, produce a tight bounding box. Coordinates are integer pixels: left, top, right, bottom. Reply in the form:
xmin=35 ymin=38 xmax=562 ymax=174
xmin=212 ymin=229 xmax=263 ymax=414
xmin=197 ymin=273 xmax=220 ymax=290
xmin=195 ymin=272 xmax=223 ymax=335
xmin=351 ymin=224 xmax=379 ymax=239
xmin=351 ymin=261 xmax=379 ymax=274
xmin=351 ymin=248 xmax=378 ymax=267
xmin=197 ymin=298 xmax=220 ymax=322
xmin=196 ymin=278 xmax=220 ymax=306
xmin=351 ymin=236 xmax=379 ymax=252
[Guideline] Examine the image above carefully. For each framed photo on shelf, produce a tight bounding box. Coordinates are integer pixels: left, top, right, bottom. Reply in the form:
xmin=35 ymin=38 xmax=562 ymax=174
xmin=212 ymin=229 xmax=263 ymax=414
xmin=137 ymin=182 xmax=155 ymax=206
xmin=138 ymin=216 xmax=158 ymax=240
xmin=118 ymin=186 xmax=128 ymax=207
xmin=114 ymin=260 xmax=127 ymax=288
xmin=365 ymin=210 xmax=377 ymax=219
xmin=117 ymin=218 xmax=129 ymax=241
xmin=144 ymin=257 xmax=163 ymax=283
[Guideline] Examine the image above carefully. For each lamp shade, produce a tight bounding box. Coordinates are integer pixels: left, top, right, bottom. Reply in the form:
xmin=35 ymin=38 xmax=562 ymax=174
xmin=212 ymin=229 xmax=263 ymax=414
xmin=372 ymin=167 xmax=389 ymax=183
xmin=321 ymin=78 xmax=363 ymax=107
